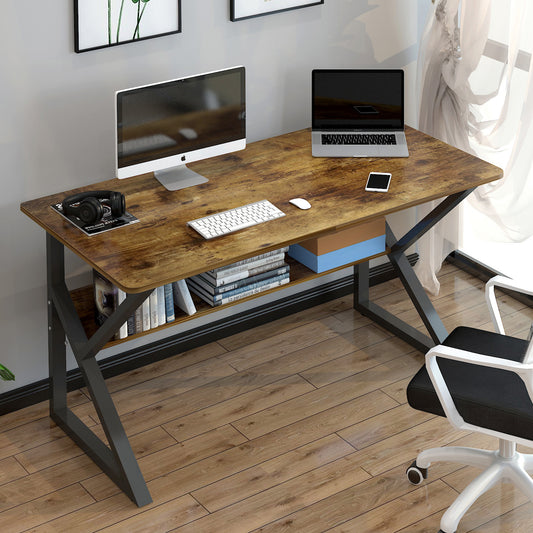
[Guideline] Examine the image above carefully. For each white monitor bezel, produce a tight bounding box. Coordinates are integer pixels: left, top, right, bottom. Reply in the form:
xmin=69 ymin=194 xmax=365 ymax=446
xmin=115 ymin=66 xmax=246 ymax=183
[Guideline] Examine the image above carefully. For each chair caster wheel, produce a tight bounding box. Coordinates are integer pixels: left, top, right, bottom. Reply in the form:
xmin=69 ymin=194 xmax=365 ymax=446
xmin=406 ymin=460 xmax=428 ymax=485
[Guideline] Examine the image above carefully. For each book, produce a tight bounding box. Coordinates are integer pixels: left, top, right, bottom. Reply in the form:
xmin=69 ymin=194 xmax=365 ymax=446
xmin=164 ymin=284 xmax=175 ymax=323
xmin=202 ymin=257 xmax=287 ymax=286
xmin=188 ymin=271 xmax=290 ymax=303
xmin=206 ymin=248 xmax=288 ymax=280
xmin=149 ymin=290 xmax=159 ymax=329
xmin=93 ymin=270 xmax=126 ymax=340
xmin=141 ymin=297 xmax=151 ymax=331
xmin=191 ymin=263 xmax=290 ymax=295
xmin=188 ymin=273 xmax=290 ymax=307
xmin=117 ymin=289 xmax=128 ymax=339
xmin=173 ymin=279 xmax=197 ymax=315
xmin=156 ymin=285 xmax=166 ymax=325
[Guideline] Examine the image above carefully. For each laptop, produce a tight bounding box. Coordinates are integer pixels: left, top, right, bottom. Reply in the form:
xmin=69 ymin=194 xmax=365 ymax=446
xmin=312 ymin=69 xmax=409 ymax=158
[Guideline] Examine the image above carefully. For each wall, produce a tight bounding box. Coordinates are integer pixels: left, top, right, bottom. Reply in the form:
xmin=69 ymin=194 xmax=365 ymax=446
xmin=0 ymin=0 xmax=430 ymax=392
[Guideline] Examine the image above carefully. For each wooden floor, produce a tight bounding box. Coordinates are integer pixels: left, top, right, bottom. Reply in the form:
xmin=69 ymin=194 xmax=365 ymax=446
xmin=1 ymin=263 xmax=532 ymax=533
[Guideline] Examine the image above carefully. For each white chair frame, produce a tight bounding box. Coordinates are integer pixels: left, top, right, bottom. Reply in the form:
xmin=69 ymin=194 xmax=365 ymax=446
xmin=410 ymin=275 xmax=533 ymax=533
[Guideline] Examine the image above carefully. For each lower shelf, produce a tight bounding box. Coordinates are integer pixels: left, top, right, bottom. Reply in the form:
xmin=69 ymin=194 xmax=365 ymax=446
xmin=72 ymin=254 xmax=387 ymax=349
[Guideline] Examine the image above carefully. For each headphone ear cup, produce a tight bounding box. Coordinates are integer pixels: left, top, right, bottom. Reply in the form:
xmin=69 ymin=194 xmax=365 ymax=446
xmin=78 ymin=197 xmax=104 ymax=224
xmin=109 ymin=192 xmax=126 ymax=218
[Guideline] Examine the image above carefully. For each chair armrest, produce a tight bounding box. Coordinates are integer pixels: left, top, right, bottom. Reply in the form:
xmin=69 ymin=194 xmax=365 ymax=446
xmin=485 ymin=275 xmax=533 ymax=334
xmin=425 ymin=344 xmax=533 ymax=430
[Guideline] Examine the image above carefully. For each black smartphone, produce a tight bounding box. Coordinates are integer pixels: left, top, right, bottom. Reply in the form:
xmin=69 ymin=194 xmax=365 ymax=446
xmin=365 ymin=172 xmax=391 ymax=192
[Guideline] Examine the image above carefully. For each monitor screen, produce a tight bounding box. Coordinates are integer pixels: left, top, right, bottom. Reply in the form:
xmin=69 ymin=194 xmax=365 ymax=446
xmin=116 ymin=66 xmax=246 ymax=190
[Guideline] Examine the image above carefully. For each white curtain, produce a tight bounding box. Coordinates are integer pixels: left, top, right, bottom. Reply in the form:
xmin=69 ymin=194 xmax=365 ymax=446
xmin=415 ymin=0 xmax=533 ymax=294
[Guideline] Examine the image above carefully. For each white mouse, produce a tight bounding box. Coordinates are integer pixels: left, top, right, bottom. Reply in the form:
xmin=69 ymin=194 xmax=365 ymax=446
xmin=289 ymin=198 xmax=311 ymax=210
xmin=179 ymin=128 xmax=198 ymax=140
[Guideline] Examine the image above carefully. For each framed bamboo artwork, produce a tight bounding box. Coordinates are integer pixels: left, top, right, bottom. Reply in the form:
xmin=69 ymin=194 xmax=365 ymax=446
xmin=74 ymin=0 xmax=182 ymax=53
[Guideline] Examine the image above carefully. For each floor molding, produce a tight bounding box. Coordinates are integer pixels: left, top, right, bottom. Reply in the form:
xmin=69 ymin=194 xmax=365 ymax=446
xmin=0 ymin=255 xmax=418 ymax=415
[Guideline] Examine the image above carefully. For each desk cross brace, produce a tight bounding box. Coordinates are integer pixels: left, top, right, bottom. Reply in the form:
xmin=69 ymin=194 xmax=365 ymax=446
xmin=47 ymin=234 xmax=153 ymax=507
xmin=354 ymin=188 xmax=475 ymax=353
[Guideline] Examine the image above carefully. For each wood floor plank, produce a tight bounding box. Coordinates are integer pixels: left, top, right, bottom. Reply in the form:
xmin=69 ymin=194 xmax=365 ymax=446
xmin=337 ymin=402 xmax=435 ymax=450
xmin=325 ymin=480 xmax=458 ymax=533
xmin=80 ymin=424 xmax=247 ymax=501
xmin=232 ymin=353 xmax=418 ymax=440
xmin=171 ymin=453 xmax=371 ymax=533
xmin=252 ymin=463 xmax=452 ymax=533
xmin=0 ymin=454 xmax=100 ymax=514
xmin=162 ymin=374 xmax=315 ymax=442
xmin=218 ymin=319 xmax=341 ymax=371
xmin=217 ymin=296 xmax=353 ymax=351
xmin=106 ymin=356 xmax=237 ymax=416
xmin=0 ymin=484 xmax=95 ymax=533
xmin=87 ymin=341 xmax=228 ymax=395
xmin=0 ymin=457 xmax=28 ymax=486
xmin=192 ymin=434 xmax=355 ymax=512
xmin=300 ymin=334 xmax=417 ymax=388
xmin=98 ymin=495 xmax=208 ymax=532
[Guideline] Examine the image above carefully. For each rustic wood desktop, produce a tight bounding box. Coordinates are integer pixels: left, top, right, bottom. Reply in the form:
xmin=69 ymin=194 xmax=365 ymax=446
xmin=20 ymin=126 xmax=502 ymax=507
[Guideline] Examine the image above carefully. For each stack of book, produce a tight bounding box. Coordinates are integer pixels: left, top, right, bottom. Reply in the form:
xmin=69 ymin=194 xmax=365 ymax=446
xmin=186 ymin=248 xmax=290 ymax=307
xmin=93 ymin=272 xmax=196 ymax=340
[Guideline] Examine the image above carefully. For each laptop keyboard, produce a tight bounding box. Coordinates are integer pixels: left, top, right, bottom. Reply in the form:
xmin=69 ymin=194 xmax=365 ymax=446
xmin=321 ymin=133 xmax=397 ymax=145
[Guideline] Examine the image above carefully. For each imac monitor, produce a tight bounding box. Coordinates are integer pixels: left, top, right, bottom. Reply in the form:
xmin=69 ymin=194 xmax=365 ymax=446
xmin=116 ymin=66 xmax=246 ymax=191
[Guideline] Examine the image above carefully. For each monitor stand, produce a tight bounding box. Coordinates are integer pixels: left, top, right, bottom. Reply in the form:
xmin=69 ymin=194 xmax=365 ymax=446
xmin=154 ymin=165 xmax=208 ymax=191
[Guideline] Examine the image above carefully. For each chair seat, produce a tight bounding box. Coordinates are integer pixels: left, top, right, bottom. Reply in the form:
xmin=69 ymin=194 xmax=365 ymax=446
xmin=407 ymin=326 xmax=532 ymax=441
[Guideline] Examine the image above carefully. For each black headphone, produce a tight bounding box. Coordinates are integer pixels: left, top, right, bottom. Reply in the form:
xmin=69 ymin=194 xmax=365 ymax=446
xmin=62 ymin=191 xmax=126 ymax=225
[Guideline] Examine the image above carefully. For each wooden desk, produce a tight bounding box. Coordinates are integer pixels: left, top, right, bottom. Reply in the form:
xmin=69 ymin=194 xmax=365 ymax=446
xmin=20 ymin=126 xmax=502 ymax=506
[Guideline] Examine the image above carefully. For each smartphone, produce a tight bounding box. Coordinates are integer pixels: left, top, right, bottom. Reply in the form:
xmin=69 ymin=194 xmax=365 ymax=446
xmin=365 ymin=172 xmax=391 ymax=192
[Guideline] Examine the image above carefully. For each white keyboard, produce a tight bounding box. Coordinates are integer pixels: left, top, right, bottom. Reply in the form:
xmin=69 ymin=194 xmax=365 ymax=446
xmin=187 ymin=200 xmax=286 ymax=239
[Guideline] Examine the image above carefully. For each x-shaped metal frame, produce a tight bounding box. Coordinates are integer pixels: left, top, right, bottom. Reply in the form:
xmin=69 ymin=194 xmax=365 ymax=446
xmin=354 ymin=188 xmax=475 ymax=353
xmin=47 ymin=234 xmax=153 ymax=506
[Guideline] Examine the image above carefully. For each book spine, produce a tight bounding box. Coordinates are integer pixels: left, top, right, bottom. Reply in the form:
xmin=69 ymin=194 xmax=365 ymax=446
xmin=204 ymin=256 xmax=286 ymax=286
xmin=173 ymin=279 xmax=197 ymax=315
xmin=156 ymin=285 xmax=166 ymax=326
xmin=211 ymin=272 xmax=289 ymax=302
xmin=117 ymin=289 xmax=128 ymax=339
xmin=188 ymin=275 xmax=290 ymax=307
xmin=218 ymin=276 xmax=290 ymax=305
xmin=208 ymin=247 xmax=288 ymax=275
xmin=134 ymin=305 xmax=143 ymax=333
xmin=127 ymin=314 xmax=136 ymax=336
xmin=193 ymin=264 xmax=289 ymax=295
xmin=164 ymin=283 xmax=175 ymax=322
xmin=149 ymin=290 xmax=159 ymax=329
xmin=141 ymin=297 xmax=151 ymax=331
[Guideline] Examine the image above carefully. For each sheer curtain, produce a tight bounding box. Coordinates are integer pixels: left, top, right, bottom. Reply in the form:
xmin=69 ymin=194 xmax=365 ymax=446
xmin=415 ymin=0 xmax=533 ymax=294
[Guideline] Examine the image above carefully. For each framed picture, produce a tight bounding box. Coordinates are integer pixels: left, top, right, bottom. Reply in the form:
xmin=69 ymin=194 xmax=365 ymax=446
xmin=230 ymin=0 xmax=324 ymax=22
xmin=74 ymin=0 xmax=181 ymax=53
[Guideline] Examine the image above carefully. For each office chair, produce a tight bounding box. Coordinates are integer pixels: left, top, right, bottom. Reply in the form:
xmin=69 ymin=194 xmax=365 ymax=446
xmin=406 ymin=275 xmax=533 ymax=533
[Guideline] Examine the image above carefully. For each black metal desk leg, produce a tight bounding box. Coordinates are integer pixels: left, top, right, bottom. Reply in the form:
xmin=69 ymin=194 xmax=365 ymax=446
xmin=354 ymin=189 xmax=475 ymax=352
xmin=46 ymin=234 xmax=153 ymax=506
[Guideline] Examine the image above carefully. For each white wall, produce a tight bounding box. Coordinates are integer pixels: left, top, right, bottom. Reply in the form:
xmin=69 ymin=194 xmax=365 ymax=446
xmin=0 ymin=0 xmax=430 ymax=392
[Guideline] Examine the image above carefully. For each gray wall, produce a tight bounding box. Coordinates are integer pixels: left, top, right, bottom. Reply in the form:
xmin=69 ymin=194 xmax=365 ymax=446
xmin=0 ymin=1 xmax=430 ymax=391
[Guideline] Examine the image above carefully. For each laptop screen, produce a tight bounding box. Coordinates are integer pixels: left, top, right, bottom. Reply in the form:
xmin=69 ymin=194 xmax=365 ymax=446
xmin=312 ymin=69 xmax=404 ymax=131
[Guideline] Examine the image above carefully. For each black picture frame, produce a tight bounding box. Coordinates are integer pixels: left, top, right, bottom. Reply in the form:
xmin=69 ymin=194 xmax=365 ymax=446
xmin=230 ymin=0 xmax=324 ymax=22
xmin=74 ymin=0 xmax=182 ymax=53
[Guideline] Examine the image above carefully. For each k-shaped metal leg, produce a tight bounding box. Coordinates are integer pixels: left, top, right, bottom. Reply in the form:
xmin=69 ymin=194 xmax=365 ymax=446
xmin=354 ymin=189 xmax=474 ymax=352
xmin=47 ymin=234 xmax=153 ymax=506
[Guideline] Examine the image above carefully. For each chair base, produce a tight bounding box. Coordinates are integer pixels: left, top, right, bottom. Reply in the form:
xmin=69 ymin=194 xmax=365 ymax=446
xmin=408 ymin=439 xmax=533 ymax=533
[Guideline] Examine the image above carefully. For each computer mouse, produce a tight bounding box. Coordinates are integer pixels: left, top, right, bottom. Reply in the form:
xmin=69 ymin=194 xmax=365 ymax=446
xmin=289 ymin=198 xmax=311 ymax=210
xmin=179 ymin=128 xmax=198 ymax=140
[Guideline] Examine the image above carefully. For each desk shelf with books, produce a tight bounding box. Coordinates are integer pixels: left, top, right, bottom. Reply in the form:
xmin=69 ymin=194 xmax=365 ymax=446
xmin=71 ymin=249 xmax=388 ymax=349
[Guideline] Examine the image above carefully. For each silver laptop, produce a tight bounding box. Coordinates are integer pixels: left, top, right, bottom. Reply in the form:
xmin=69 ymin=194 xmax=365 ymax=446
xmin=312 ymin=69 xmax=409 ymax=158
